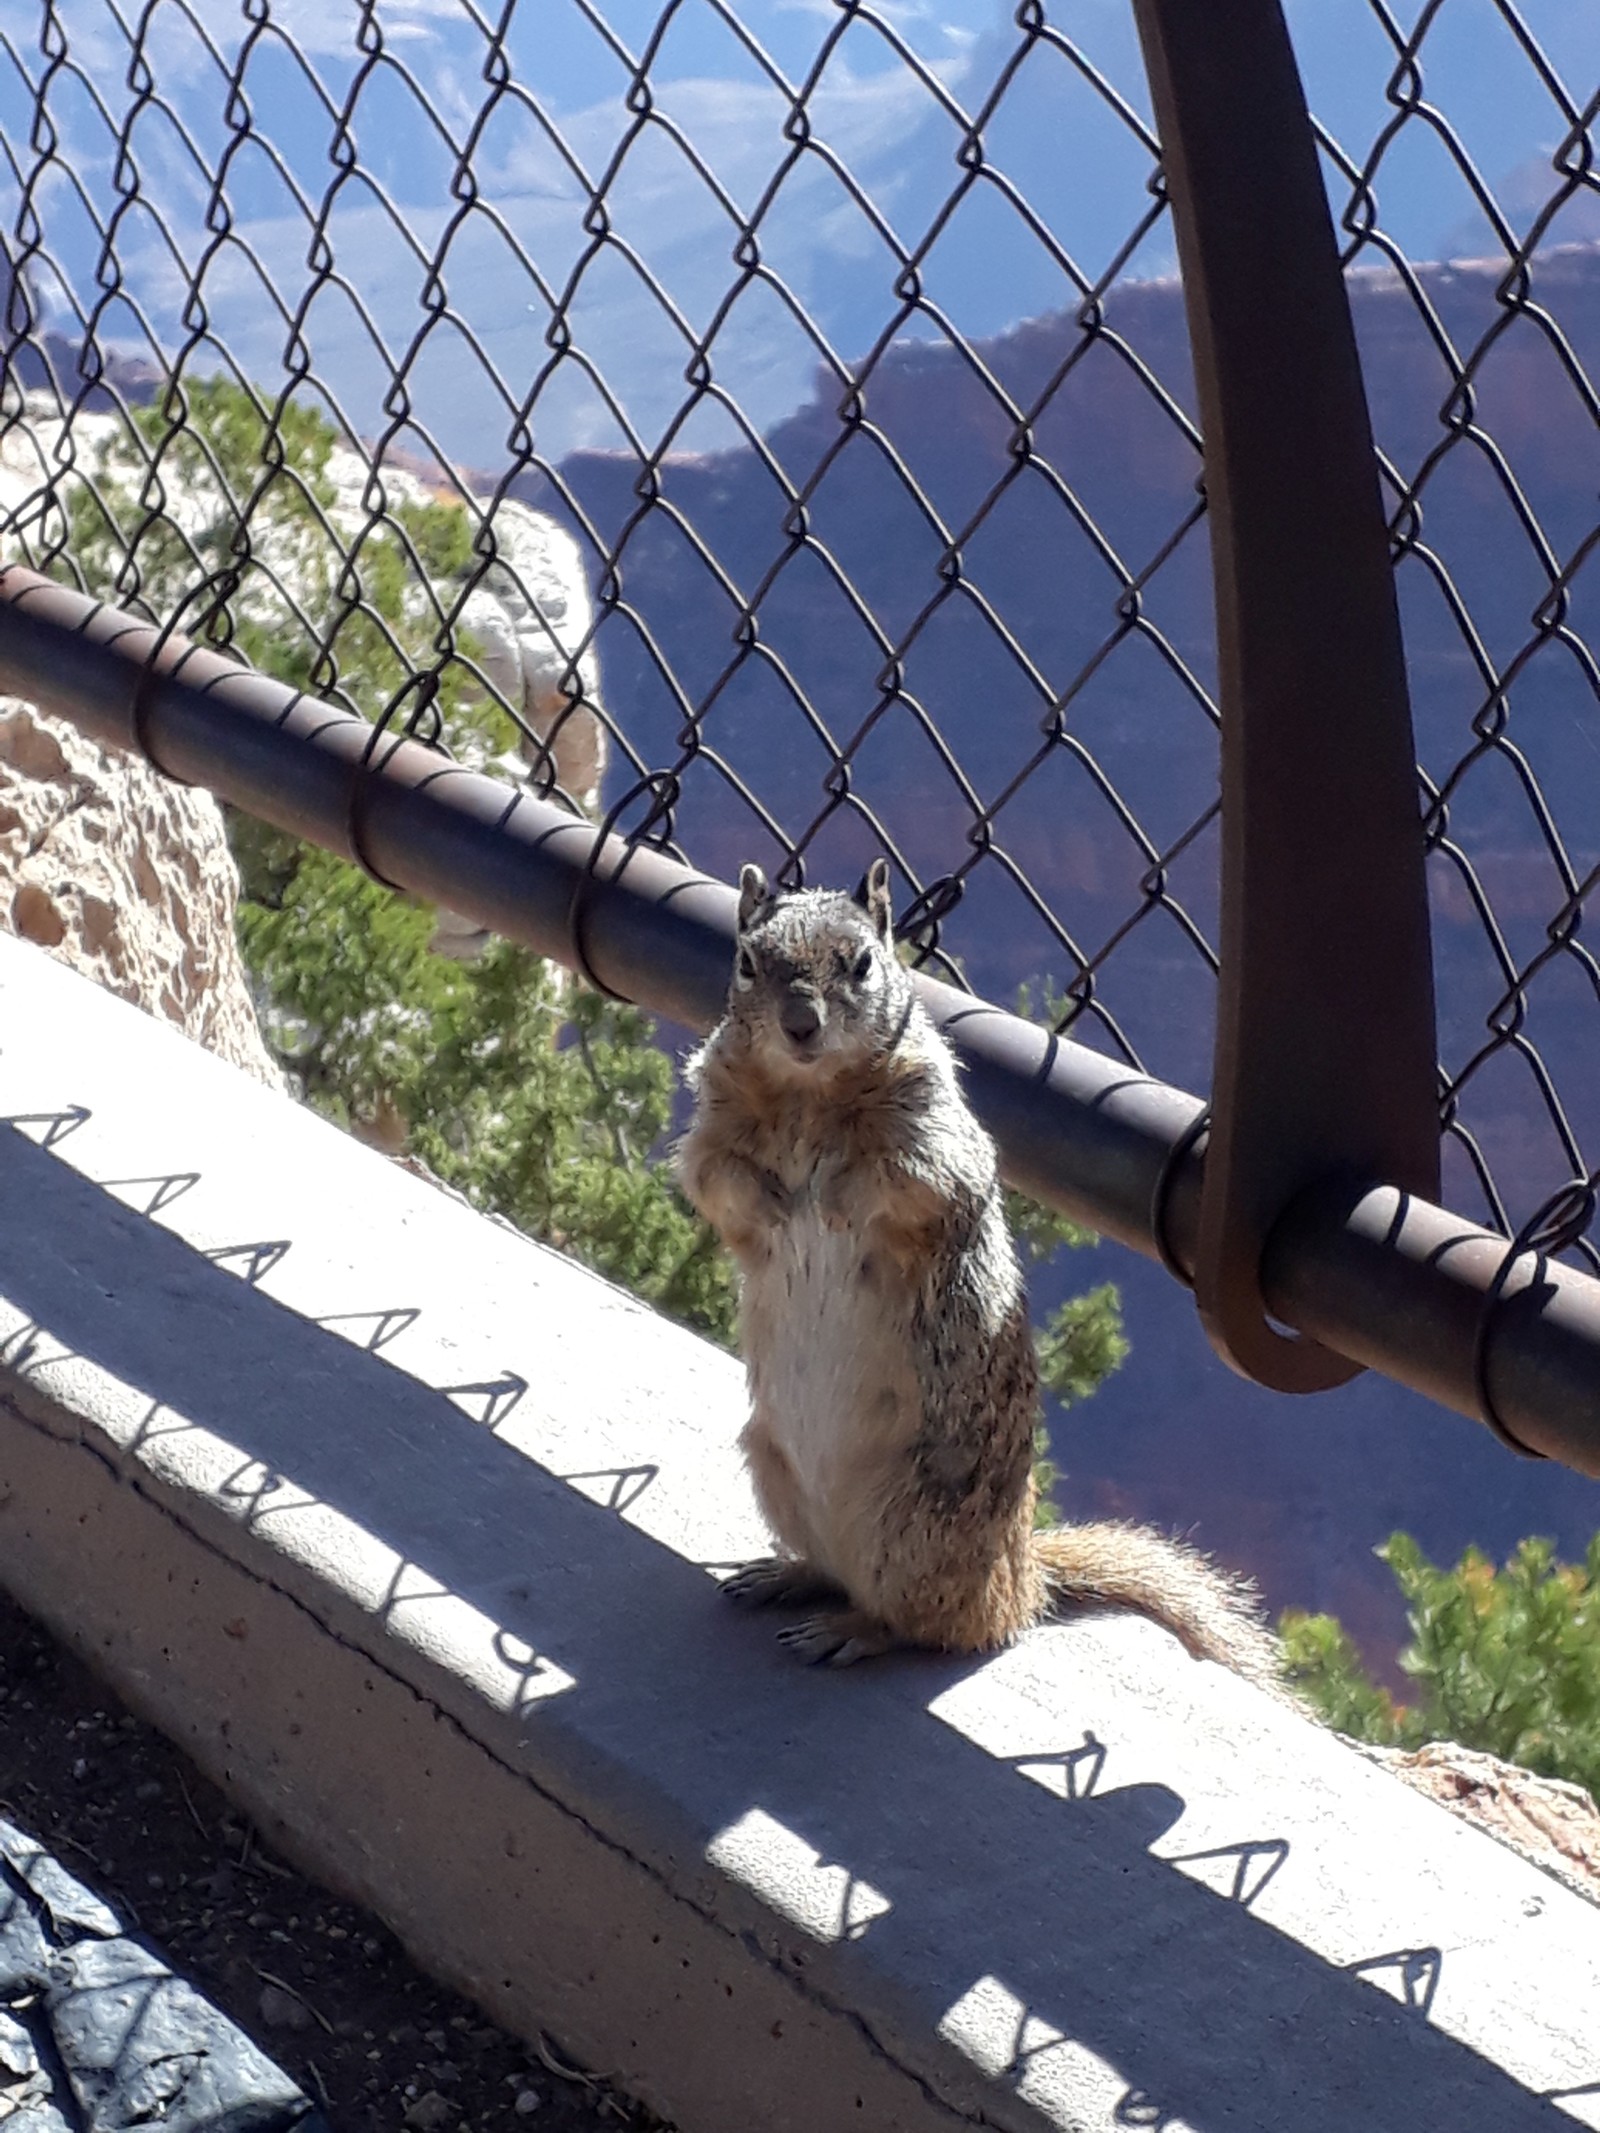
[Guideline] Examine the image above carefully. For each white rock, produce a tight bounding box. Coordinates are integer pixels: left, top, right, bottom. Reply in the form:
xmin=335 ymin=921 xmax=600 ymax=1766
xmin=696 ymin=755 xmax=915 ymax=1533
xmin=463 ymin=497 xmax=608 ymax=814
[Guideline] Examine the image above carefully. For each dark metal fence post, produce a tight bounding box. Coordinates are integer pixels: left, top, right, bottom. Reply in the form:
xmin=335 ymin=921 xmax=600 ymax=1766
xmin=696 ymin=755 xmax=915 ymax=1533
xmin=1130 ymin=0 xmax=1441 ymax=1392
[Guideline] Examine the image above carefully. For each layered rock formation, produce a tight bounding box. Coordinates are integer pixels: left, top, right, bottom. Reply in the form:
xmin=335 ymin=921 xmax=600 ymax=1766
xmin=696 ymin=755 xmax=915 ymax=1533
xmin=0 ymin=698 xmax=282 ymax=1089
xmin=1371 ymin=1741 xmax=1600 ymax=1908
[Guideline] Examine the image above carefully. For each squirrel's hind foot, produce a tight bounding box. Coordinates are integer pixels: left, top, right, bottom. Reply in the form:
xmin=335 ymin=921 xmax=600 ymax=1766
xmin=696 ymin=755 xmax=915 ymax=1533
xmin=720 ymin=1557 xmax=845 ymax=1612
xmin=776 ymin=1608 xmax=899 ymax=1667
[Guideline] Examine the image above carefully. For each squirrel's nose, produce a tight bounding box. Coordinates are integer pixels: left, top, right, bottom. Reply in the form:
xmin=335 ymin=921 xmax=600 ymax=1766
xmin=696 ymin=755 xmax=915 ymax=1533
xmin=780 ymin=993 xmax=822 ymax=1044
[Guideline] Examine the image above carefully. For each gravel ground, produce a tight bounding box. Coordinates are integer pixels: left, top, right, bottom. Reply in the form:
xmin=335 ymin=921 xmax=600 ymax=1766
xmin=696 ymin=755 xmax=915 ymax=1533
xmin=0 ymin=1590 xmax=672 ymax=2133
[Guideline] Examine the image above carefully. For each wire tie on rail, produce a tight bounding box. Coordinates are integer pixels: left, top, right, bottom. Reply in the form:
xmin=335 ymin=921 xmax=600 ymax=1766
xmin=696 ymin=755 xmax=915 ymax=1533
xmin=564 ymin=772 xmax=680 ymax=1004
xmin=1470 ymin=1177 xmax=1595 ymax=1460
xmin=127 ymin=566 xmax=240 ymax=780
xmin=1151 ymin=1105 xmax=1211 ymax=1289
xmin=346 ymin=670 xmax=447 ymax=893
xmin=893 ymin=872 xmax=963 ymax=965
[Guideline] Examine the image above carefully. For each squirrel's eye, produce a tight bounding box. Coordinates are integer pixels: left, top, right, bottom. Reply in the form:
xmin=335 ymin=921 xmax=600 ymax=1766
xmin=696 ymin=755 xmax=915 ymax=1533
xmin=735 ymin=945 xmax=757 ymax=988
xmin=852 ymin=948 xmax=874 ymax=982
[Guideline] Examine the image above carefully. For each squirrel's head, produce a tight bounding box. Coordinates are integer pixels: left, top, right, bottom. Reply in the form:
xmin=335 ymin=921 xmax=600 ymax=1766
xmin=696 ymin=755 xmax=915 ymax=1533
xmin=727 ymin=859 xmax=914 ymax=1075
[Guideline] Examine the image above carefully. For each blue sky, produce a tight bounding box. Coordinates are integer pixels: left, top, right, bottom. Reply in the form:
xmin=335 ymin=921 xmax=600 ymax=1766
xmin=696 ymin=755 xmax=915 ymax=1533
xmin=2 ymin=0 xmax=1596 ymax=466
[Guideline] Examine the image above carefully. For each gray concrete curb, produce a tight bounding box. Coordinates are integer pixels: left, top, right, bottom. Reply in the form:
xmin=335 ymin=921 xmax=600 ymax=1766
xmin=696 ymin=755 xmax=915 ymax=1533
xmin=1 ymin=933 xmax=1598 ymax=2133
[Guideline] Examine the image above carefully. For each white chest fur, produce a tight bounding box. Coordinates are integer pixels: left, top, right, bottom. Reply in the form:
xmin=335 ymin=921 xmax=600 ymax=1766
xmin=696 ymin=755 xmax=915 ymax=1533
xmin=740 ymin=1204 xmax=919 ymax=1503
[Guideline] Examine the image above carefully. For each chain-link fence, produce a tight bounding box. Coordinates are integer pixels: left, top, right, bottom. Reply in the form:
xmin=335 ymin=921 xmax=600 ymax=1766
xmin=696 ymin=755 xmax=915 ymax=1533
xmin=0 ymin=2 xmax=1597 ymax=1401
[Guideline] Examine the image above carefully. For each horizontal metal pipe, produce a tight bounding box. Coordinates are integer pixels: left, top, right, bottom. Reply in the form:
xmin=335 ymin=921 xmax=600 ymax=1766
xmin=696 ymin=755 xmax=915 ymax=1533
xmin=2 ymin=565 xmax=1599 ymax=1477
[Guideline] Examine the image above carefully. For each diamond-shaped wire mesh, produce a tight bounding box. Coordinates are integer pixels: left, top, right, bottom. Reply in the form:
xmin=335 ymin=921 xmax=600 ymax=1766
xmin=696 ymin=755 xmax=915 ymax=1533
xmin=1308 ymin=1 xmax=1600 ymax=1273
xmin=0 ymin=1 xmax=1596 ymax=1276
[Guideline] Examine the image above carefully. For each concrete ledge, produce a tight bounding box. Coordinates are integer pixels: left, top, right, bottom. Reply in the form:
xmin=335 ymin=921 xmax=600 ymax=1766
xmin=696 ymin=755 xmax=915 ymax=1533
xmin=1 ymin=932 xmax=1598 ymax=2132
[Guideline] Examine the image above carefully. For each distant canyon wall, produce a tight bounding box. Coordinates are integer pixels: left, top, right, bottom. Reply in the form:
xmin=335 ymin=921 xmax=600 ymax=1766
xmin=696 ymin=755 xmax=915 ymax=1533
xmin=526 ymin=242 xmax=1600 ymax=1201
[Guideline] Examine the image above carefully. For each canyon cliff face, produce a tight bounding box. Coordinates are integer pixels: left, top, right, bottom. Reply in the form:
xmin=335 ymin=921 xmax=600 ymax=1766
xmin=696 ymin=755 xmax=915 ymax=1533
xmin=0 ymin=699 xmax=283 ymax=1091
xmin=523 ymin=242 xmax=1600 ymax=1661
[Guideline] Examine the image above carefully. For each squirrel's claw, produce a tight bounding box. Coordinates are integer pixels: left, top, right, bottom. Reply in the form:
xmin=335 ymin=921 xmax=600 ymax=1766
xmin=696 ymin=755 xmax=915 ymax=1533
xmin=720 ymin=1557 xmax=843 ymax=1611
xmin=776 ymin=1609 xmax=898 ymax=1667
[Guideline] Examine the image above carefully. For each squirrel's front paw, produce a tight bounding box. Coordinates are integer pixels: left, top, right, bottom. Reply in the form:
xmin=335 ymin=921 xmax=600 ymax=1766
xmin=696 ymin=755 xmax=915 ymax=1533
xmin=755 ymin=1167 xmax=794 ymax=1223
xmin=810 ymin=1157 xmax=855 ymax=1231
xmin=706 ymin=1164 xmax=791 ymax=1247
xmin=721 ymin=1557 xmax=844 ymax=1611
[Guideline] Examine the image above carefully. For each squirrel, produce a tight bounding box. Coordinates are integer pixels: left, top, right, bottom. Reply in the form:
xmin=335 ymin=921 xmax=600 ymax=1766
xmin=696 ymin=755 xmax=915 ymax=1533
xmin=677 ymin=859 xmax=1280 ymax=1685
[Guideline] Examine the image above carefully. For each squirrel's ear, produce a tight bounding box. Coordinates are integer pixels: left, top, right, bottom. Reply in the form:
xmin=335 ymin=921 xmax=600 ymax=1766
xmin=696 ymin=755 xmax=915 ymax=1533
xmin=737 ymin=864 xmax=771 ymax=932
xmin=859 ymin=856 xmax=893 ymax=943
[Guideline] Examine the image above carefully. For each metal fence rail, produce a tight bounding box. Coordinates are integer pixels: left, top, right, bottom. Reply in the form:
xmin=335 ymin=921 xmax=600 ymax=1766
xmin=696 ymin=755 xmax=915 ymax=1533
xmin=1 ymin=2 xmax=1598 ymax=1467
xmin=3 ymin=557 xmax=1598 ymax=1476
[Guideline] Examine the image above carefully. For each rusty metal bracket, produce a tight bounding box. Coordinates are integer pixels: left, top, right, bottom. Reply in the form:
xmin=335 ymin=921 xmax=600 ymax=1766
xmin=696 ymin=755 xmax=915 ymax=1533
xmin=1131 ymin=0 xmax=1441 ymax=1392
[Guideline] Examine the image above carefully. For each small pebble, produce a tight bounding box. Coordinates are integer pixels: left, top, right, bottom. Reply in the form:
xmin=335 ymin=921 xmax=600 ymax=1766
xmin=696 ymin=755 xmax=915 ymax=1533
xmin=257 ymin=1984 xmax=312 ymax=2034
xmin=403 ymin=2090 xmax=458 ymax=2131
xmin=514 ymin=2089 xmax=543 ymax=2117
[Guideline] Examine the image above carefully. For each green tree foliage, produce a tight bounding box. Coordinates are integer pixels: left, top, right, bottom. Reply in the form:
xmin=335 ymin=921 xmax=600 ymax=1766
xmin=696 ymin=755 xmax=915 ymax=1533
xmin=237 ymin=846 xmax=736 ymax=1337
xmin=1277 ymin=1609 xmax=1410 ymax=1743
xmin=58 ymin=375 xmax=499 ymax=750
xmin=50 ymin=376 xmax=731 ymax=1327
xmin=1283 ymin=1532 xmax=1600 ymax=1801
xmin=53 ymin=377 xmax=735 ymax=1334
xmin=49 ymin=377 xmax=1132 ymax=1423
xmin=1013 ymin=1215 xmax=1128 ymax=1526
xmin=1033 ymin=1275 xmax=1130 ymax=1409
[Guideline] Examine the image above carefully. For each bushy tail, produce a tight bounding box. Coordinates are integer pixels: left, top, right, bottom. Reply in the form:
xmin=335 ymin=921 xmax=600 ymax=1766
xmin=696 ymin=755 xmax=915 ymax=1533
xmin=1033 ymin=1521 xmax=1281 ymax=1688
